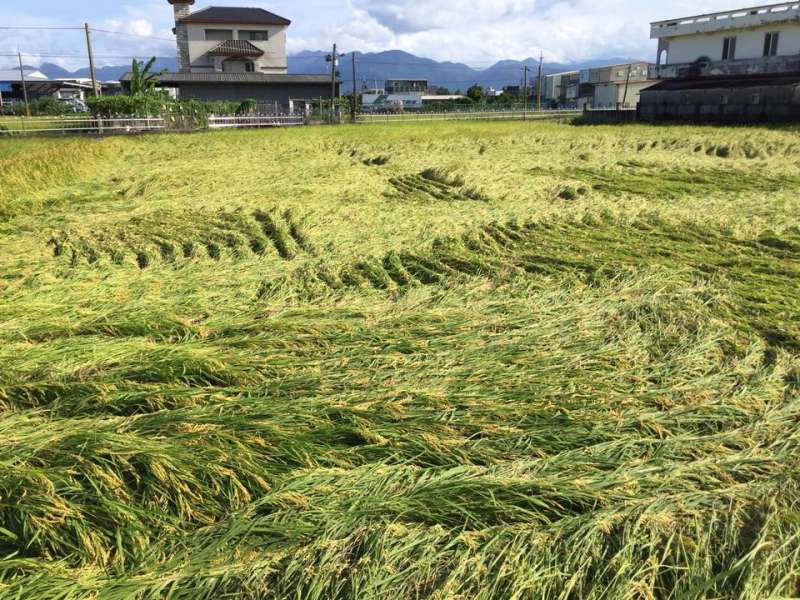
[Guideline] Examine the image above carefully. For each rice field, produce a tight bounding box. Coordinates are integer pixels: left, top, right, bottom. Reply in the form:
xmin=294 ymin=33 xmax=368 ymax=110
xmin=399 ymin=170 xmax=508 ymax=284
xmin=1 ymin=120 xmax=799 ymax=599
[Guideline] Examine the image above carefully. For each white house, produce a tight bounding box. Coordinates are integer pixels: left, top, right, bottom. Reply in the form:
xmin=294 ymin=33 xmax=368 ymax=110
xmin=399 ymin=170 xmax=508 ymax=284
xmin=641 ymin=2 xmax=800 ymax=122
xmin=651 ymin=2 xmax=800 ymax=78
xmin=131 ymin=1 xmax=336 ymax=106
xmin=169 ymin=2 xmax=290 ymax=74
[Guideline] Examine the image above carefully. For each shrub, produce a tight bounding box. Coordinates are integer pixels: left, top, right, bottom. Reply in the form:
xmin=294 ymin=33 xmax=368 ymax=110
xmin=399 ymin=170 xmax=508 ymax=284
xmin=86 ymin=95 xmax=167 ymax=117
xmin=0 ymin=96 xmax=80 ymax=116
xmin=236 ymin=99 xmax=258 ymax=115
xmin=85 ymin=96 xmax=241 ymax=129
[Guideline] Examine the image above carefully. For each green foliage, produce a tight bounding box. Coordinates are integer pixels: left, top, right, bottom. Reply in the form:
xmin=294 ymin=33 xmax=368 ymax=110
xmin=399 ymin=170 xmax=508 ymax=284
xmin=0 ymin=95 xmax=81 ymax=116
xmin=419 ymin=97 xmax=475 ymax=112
xmin=85 ymin=57 xmax=239 ymax=121
xmin=128 ymin=57 xmax=165 ymax=96
xmin=86 ymin=94 xmax=167 ymax=117
xmin=235 ymin=98 xmax=258 ymax=115
xmin=1 ymin=121 xmax=799 ymax=599
xmin=467 ymin=84 xmax=486 ymax=104
xmin=85 ymin=96 xmax=240 ymax=124
xmin=489 ymin=92 xmax=517 ymax=106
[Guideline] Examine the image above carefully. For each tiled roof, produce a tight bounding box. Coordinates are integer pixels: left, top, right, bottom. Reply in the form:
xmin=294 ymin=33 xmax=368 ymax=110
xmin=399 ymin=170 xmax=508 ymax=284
xmin=208 ymin=40 xmax=264 ymax=57
xmin=180 ymin=7 xmax=291 ymax=26
xmin=120 ymin=72 xmax=331 ymax=85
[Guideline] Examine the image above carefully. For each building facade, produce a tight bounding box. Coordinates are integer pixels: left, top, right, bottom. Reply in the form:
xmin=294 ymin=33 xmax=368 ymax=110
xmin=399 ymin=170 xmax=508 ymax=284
xmin=0 ymin=69 xmax=95 ymax=106
xmin=169 ymin=1 xmax=290 ymax=74
xmin=652 ymin=2 xmax=800 ymax=77
xmin=544 ymin=71 xmax=579 ymax=108
xmin=553 ymin=62 xmax=659 ymax=110
xmin=642 ymin=2 xmax=800 ymax=121
xmin=580 ymin=62 xmax=656 ymax=109
xmin=361 ymin=79 xmax=430 ymax=111
xmin=141 ymin=1 xmax=335 ymax=107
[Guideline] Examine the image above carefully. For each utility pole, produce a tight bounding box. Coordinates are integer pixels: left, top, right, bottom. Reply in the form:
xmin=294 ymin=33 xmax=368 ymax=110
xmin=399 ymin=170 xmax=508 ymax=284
xmin=17 ymin=51 xmax=30 ymax=117
xmin=536 ymin=51 xmax=544 ymax=112
xmin=351 ymin=51 xmax=358 ymax=123
xmin=621 ymin=63 xmax=633 ymax=110
xmin=328 ymin=43 xmax=337 ymax=123
xmin=522 ymin=65 xmax=529 ymax=120
xmin=85 ymin=23 xmax=100 ymax=97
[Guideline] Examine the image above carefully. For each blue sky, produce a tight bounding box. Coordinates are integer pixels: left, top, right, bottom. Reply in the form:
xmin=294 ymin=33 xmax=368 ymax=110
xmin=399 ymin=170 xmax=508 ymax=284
xmin=1 ymin=0 xmax=744 ymax=70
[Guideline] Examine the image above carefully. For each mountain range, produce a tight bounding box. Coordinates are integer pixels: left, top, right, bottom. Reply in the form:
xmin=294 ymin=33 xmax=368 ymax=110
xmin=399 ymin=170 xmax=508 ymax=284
xmin=31 ymin=50 xmax=645 ymax=91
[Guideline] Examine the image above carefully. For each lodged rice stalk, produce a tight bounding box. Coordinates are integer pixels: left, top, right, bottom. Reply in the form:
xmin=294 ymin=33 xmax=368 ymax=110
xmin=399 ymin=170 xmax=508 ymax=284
xmin=0 ymin=120 xmax=799 ymax=599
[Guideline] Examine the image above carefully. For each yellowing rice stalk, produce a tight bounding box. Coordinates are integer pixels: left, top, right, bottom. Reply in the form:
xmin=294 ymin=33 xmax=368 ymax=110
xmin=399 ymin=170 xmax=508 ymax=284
xmin=0 ymin=121 xmax=799 ymax=599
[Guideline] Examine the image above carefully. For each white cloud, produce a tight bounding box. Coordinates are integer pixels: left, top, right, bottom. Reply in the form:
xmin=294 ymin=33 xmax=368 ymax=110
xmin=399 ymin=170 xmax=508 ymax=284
xmin=334 ymin=0 xmax=742 ymax=65
xmin=1 ymin=0 xmax=749 ymax=71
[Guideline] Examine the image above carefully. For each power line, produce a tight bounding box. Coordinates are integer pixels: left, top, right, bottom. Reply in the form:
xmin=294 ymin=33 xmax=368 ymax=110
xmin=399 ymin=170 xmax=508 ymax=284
xmin=0 ymin=26 xmax=83 ymax=30
xmin=0 ymin=25 xmax=174 ymax=43
xmin=0 ymin=53 xmax=177 ymax=59
xmin=92 ymin=29 xmax=177 ymax=43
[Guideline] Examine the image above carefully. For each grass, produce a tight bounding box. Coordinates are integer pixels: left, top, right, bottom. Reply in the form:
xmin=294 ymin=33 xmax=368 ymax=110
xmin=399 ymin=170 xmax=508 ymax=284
xmin=0 ymin=121 xmax=799 ymax=599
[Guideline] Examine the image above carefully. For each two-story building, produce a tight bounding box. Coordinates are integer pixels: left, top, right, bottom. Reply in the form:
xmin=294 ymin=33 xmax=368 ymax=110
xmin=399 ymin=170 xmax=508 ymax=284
xmin=123 ymin=0 xmax=336 ymax=109
xmin=640 ymin=2 xmax=800 ymax=121
xmin=580 ymin=62 xmax=657 ymax=110
xmin=543 ymin=71 xmax=580 ymax=108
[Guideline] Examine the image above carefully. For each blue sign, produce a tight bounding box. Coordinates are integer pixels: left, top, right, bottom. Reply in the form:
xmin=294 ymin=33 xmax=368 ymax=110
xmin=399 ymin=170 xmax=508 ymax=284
xmin=0 ymin=83 xmax=11 ymax=92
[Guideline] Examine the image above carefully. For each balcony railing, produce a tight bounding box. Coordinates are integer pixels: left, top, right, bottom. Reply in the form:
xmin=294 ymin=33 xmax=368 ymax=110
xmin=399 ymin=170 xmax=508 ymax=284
xmin=651 ymin=2 xmax=800 ymax=38
xmin=650 ymin=54 xmax=800 ymax=79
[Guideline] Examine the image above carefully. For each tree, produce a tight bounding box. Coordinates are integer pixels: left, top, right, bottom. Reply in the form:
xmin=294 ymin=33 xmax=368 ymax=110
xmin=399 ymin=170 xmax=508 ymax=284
xmin=490 ymin=92 xmax=515 ymax=106
xmin=466 ymin=84 xmax=486 ymax=104
xmin=128 ymin=57 xmax=165 ymax=96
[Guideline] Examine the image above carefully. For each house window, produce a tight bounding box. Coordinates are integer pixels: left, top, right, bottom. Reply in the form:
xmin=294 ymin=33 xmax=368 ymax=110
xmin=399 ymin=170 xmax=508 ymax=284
xmin=720 ymin=94 xmax=729 ymax=105
xmin=205 ymin=29 xmax=234 ymax=41
xmin=241 ymin=30 xmax=269 ymax=41
xmin=763 ymin=32 xmax=779 ymax=57
xmin=722 ymin=37 xmax=737 ymax=60
xmin=245 ymin=62 xmax=256 ymax=73
xmin=750 ymin=93 xmax=761 ymax=105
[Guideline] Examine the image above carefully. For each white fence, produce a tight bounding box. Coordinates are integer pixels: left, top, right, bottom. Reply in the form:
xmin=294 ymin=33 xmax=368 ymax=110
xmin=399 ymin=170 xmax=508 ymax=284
xmin=207 ymin=115 xmax=305 ymax=129
xmin=356 ymin=109 xmax=580 ymax=124
xmin=0 ymin=116 xmax=166 ymax=136
xmin=0 ymin=114 xmax=304 ymax=137
xmin=0 ymin=110 xmax=579 ymax=136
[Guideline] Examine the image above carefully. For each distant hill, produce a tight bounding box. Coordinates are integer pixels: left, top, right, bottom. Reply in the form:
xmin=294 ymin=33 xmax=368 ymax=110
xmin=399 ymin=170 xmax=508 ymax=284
xmin=33 ymin=51 xmax=645 ymax=90
xmin=34 ymin=58 xmax=179 ymax=82
xmin=290 ymin=51 xmax=644 ymax=92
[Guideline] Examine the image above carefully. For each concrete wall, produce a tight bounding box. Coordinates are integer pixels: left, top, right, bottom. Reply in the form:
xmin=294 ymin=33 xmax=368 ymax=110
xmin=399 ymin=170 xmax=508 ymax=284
xmin=666 ymin=23 xmax=800 ymax=64
xmin=653 ymin=55 xmax=800 ymax=79
xmin=593 ymin=83 xmax=617 ymax=109
xmin=544 ymin=72 xmax=578 ymax=102
xmin=582 ymin=63 xmax=650 ymax=84
xmin=580 ymin=109 xmax=638 ymax=124
xmin=639 ymin=82 xmax=800 ymax=122
xmin=652 ymin=3 xmax=800 ymax=40
xmin=593 ymin=80 xmax=659 ymax=109
xmin=176 ymin=82 xmax=334 ymax=103
xmin=186 ymin=23 xmax=288 ymax=73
